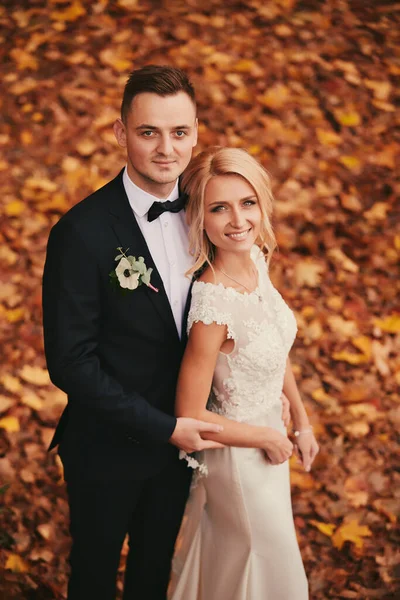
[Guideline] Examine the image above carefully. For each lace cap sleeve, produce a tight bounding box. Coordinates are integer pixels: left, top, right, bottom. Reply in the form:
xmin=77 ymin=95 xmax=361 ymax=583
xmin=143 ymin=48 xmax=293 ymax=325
xmin=187 ymin=281 xmax=236 ymax=340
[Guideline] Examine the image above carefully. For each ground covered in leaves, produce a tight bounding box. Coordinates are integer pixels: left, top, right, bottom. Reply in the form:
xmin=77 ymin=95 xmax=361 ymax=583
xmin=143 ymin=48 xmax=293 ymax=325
xmin=0 ymin=0 xmax=399 ymax=598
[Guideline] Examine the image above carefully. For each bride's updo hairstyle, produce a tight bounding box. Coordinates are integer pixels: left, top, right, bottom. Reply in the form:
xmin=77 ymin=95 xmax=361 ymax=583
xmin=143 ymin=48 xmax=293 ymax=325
xmin=182 ymin=146 xmax=276 ymax=277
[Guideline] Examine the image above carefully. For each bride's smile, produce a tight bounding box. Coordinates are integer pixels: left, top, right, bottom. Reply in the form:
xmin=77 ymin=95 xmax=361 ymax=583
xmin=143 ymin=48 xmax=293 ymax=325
xmin=203 ymin=174 xmax=262 ymax=255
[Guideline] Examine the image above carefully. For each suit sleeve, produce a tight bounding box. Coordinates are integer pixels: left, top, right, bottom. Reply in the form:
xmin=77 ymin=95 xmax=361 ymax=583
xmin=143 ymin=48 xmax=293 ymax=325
xmin=42 ymin=218 xmax=177 ymax=444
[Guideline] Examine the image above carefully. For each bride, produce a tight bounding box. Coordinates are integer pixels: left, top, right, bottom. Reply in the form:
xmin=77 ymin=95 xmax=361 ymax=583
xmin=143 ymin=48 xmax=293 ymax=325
xmin=168 ymin=147 xmax=319 ymax=600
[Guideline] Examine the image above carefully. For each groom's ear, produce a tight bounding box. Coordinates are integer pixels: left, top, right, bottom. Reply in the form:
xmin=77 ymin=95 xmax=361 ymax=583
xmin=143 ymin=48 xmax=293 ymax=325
xmin=113 ymin=118 xmax=127 ymax=148
xmin=192 ymin=118 xmax=199 ymax=148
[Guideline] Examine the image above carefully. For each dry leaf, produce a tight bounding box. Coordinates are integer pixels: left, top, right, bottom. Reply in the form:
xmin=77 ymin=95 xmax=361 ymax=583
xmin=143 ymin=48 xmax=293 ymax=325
xmin=5 ymin=553 xmax=29 ymax=573
xmin=19 ymin=365 xmax=50 ymax=386
xmin=0 ymin=416 xmax=20 ymax=433
xmin=294 ymin=260 xmax=324 ymax=287
xmin=332 ymin=520 xmax=372 ymax=550
xmin=310 ymin=520 xmax=336 ymax=537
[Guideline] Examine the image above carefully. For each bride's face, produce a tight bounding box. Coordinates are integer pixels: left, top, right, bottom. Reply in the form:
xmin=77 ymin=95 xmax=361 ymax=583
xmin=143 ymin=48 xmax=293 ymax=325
xmin=203 ymin=175 xmax=262 ymax=255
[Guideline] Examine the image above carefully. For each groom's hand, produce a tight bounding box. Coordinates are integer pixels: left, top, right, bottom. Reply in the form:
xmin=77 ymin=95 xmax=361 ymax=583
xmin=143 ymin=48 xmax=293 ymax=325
xmin=169 ymin=417 xmax=225 ymax=452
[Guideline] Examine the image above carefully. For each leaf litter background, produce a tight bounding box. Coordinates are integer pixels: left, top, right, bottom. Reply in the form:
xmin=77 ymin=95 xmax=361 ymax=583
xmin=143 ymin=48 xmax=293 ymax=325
xmin=0 ymin=0 xmax=399 ymax=598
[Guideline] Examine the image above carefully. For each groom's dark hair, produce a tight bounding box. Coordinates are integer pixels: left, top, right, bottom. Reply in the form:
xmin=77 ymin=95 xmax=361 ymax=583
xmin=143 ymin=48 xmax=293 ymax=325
xmin=121 ymin=65 xmax=196 ymax=122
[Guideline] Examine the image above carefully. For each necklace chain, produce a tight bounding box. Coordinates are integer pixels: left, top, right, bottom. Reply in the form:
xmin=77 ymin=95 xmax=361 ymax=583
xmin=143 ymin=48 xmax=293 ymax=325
xmin=216 ymin=265 xmax=258 ymax=294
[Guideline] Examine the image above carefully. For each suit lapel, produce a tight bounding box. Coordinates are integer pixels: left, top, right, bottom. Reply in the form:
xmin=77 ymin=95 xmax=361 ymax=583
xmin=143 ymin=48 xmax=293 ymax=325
xmin=108 ymin=171 xmax=179 ymax=339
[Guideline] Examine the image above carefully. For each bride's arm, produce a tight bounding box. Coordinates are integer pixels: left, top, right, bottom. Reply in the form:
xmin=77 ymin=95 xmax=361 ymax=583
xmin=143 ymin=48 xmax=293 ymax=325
xmin=282 ymin=358 xmax=319 ymax=471
xmin=176 ymin=321 xmax=292 ymax=462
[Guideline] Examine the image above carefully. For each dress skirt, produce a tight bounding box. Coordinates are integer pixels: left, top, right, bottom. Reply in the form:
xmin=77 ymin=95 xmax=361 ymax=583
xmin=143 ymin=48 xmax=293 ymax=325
xmin=168 ymin=402 xmax=308 ymax=600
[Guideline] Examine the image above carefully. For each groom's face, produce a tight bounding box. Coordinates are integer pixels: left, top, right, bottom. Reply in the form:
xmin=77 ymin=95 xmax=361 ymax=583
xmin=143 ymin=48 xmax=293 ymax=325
xmin=114 ymin=91 xmax=198 ymax=197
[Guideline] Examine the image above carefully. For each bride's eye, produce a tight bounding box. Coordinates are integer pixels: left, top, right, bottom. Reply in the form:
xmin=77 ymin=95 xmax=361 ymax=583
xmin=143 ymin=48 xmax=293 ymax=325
xmin=211 ymin=205 xmax=226 ymax=213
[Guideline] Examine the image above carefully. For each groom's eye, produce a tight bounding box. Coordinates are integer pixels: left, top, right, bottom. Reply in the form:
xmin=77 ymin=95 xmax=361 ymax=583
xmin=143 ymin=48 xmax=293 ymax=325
xmin=142 ymin=131 xmax=155 ymax=137
xmin=175 ymin=130 xmax=187 ymax=137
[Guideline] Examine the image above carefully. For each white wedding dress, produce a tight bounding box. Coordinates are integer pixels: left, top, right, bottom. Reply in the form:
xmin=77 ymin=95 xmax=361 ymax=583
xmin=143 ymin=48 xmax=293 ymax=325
xmin=169 ymin=246 xmax=308 ymax=600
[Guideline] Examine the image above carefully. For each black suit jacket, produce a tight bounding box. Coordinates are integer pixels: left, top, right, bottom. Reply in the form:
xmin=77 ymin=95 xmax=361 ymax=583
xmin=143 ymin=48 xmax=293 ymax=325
xmin=42 ymin=170 xmax=191 ymax=482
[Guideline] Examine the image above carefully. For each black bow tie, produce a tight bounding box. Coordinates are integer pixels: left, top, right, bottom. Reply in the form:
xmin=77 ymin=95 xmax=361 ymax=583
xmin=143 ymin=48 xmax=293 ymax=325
xmin=147 ymin=194 xmax=187 ymax=222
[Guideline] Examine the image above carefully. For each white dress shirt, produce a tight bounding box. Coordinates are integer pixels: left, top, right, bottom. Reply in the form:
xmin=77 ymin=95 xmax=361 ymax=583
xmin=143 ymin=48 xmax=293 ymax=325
xmin=123 ymin=167 xmax=193 ymax=338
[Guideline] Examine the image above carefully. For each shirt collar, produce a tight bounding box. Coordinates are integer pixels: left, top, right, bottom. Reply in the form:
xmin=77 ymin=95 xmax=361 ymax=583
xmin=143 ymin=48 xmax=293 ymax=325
xmin=122 ymin=167 xmax=180 ymax=219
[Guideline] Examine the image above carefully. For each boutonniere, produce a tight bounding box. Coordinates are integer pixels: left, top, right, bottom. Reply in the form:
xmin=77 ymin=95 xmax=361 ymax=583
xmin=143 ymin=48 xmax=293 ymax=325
xmin=109 ymin=247 xmax=159 ymax=293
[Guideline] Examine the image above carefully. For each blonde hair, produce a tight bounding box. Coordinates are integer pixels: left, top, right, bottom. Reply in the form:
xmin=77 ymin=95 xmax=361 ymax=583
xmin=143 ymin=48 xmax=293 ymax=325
xmin=182 ymin=146 xmax=276 ymax=277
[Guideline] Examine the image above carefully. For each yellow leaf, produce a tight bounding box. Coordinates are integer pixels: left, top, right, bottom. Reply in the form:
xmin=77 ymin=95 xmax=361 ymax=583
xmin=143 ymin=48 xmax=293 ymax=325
xmin=5 ymin=553 xmax=29 ymax=573
xmin=334 ymin=109 xmax=361 ymax=127
xmin=331 ymin=520 xmax=372 ymax=550
xmin=10 ymin=48 xmax=38 ymax=70
xmin=0 ymin=374 xmax=22 ymax=393
xmin=234 ymin=59 xmax=261 ymax=74
xmin=352 ymin=336 xmax=372 ymax=359
xmin=5 ymin=308 xmax=25 ymax=323
xmin=332 ymin=351 xmax=369 ymax=365
xmin=374 ymin=315 xmax=400 ymax=333
xmin=51 ymin=0 xmax=85 ymax=21
xmin=338 ymin=155 xmax=361 ymax=170
xmin=19 ymin=365 xmax=50 ymax=386
xmin=0 ymin=416 xmax=20 ymax=433
xmin=248 ymin=145 xmax=261 ymax=156
xmin=310 ymin=520 xmax=336 ymax=537
xmin=316 ymin=129 xmax=342 ymax=146
xmin=364 ymin=202 xmax=389 ymax=221
xmin=5 ymin=200 xmax=25 ymax=217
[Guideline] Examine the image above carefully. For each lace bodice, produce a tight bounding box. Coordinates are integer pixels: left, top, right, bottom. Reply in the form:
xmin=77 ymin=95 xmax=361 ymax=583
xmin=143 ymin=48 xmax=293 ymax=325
xmin=187 ymin=246 xmax=297 ymax=423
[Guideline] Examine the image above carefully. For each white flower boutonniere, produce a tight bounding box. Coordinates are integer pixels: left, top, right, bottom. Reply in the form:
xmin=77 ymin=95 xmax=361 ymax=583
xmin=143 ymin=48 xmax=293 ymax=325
xmin=109 ymin=247 xmax=159 ymax=293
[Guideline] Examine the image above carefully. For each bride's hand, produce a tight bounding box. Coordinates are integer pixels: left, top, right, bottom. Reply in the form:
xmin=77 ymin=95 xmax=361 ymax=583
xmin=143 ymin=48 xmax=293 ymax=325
xmin=263 ymin=428 xmax=293 ymax=465
xmin=294 ymin=432 xmax=319 ymax=472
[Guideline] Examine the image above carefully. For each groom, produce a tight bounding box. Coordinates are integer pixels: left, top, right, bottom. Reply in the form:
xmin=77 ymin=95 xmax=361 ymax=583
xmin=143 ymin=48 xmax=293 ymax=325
xmin=42 ymin=65 xmax=224 ymax=600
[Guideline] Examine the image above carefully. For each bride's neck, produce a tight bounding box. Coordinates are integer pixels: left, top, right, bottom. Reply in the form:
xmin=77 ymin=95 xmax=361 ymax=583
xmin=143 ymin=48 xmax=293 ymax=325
xmin=213 ymin=250 xmax=253 ymax=275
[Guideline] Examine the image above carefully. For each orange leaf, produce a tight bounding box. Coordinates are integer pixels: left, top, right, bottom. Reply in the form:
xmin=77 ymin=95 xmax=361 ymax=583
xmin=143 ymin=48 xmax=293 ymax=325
xmin=5 ymin=553 xmax=29 ymax=573
xmin=51 ymin=0 xmax=85 ymax=22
